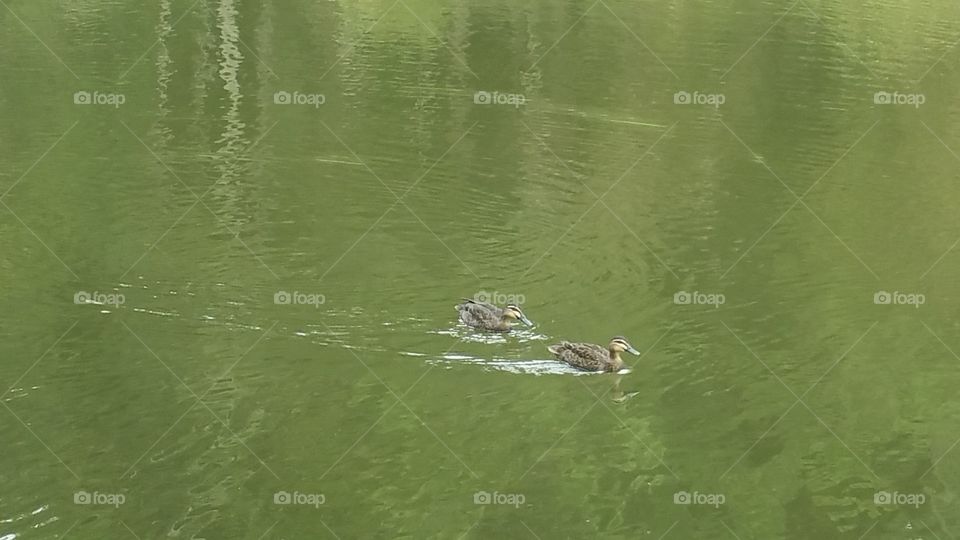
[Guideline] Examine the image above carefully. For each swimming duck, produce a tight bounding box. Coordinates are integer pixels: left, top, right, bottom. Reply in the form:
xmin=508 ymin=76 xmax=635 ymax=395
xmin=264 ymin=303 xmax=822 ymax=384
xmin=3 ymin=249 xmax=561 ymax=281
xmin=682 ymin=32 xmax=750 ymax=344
xmin=548 ymin=336 xmax=640 ymax=372
xmin=455 ymin=298 xmax=534 ymax=332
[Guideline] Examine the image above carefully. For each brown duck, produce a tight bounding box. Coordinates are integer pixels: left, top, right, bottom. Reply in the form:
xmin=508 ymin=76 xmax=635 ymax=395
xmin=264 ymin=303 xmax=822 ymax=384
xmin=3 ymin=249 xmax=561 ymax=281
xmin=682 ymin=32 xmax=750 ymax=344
xmin=455 ymin=298 xmax=534 ymax=332
xmin=548 ymin=336 xmax=640 ymax=372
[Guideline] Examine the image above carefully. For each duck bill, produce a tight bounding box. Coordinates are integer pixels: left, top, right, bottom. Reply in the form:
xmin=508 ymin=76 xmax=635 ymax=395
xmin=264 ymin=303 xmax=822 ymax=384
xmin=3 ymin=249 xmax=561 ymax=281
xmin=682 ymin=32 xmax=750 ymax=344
xmin=520 ymin=315 xmax=534 ymax=327
xmin=626 ymin=346 xmax=641 ymax=356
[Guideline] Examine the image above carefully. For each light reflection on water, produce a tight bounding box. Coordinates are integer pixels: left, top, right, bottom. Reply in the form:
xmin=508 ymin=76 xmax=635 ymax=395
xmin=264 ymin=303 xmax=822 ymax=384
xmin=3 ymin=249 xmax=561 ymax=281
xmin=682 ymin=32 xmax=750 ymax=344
xmin=431 ymin=354 xmax=631 ymax=376
xmin=430 ymin=324 xmax=550 ymax=344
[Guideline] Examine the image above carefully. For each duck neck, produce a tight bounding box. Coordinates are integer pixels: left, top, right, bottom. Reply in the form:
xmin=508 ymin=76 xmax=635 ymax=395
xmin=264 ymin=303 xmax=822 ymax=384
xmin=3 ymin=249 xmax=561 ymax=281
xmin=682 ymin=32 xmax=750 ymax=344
xmin=608 ymin=349 xmax=624 ymax=367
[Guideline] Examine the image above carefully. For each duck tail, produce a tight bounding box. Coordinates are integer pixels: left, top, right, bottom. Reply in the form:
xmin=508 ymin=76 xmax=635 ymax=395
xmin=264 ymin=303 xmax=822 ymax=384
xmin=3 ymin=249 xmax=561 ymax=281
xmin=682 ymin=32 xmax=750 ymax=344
xmin=547 ymin=344 xmax=561 ymax=356
xmin=456 ymin=297 xmax=479 ymax=311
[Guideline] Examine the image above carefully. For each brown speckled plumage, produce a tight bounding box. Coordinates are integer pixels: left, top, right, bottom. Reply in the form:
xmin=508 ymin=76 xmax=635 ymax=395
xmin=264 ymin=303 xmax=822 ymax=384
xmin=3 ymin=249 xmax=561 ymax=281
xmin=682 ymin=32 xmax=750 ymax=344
xmin=548 ymin=337 xmax=639 ymax=372
xmin=455 ymin=298 xmax=532 ymax=332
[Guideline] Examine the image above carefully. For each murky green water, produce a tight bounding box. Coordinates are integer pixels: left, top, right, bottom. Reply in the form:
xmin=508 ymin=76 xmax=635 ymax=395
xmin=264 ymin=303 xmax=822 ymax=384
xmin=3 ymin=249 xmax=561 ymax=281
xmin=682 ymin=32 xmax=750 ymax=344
xmin=3 ymin=0 xmax=960 ymax=538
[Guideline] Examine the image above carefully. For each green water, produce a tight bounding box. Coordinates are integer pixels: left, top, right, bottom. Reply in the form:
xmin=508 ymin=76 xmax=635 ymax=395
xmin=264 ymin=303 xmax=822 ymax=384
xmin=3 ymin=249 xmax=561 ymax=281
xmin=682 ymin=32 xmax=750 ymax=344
xmin=3 ymin=0 xmax=960 ymax=538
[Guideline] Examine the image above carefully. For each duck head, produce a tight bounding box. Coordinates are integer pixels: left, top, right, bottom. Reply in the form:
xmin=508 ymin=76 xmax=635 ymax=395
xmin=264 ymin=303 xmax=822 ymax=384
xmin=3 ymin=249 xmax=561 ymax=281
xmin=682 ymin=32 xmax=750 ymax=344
xmin=606 ymin=337 xmax=640 ymax=371
xmin=502 ymin=304 xmax=534 ymax=327
xmin=608 ymin=336 xmax=641 ymax=356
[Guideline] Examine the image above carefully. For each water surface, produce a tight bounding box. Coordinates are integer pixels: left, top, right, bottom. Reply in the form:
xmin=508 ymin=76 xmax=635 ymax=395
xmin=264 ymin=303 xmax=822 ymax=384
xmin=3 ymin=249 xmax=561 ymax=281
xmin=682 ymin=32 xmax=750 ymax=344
xmin=2 ymin=0 xmax=960 ymax=538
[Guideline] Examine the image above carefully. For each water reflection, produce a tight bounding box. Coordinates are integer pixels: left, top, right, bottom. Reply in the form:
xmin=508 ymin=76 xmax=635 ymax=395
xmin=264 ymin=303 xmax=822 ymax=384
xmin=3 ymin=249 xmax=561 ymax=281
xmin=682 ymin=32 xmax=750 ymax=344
xmin=154 ymin=0 xmax=173 ymax=129
xmin=209 ymin=0 xmax=248 ymax=198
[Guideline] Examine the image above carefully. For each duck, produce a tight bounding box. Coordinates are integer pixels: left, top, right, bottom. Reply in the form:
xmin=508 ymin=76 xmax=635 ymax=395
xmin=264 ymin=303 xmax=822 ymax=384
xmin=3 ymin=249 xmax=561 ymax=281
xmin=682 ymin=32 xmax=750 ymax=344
xmin=547 ymin=336 xmax=640 ymax=372
xmin=455 ymin=298 xmax=534 ymax=332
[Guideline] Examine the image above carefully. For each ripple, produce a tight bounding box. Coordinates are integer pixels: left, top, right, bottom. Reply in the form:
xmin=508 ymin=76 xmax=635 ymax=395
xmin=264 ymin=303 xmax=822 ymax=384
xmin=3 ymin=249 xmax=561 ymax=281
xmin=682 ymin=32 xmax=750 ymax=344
xmin=431 ymin=353 xmax=626 ymax=376
xmin=430 ymin=325 xmax=550 ymax=344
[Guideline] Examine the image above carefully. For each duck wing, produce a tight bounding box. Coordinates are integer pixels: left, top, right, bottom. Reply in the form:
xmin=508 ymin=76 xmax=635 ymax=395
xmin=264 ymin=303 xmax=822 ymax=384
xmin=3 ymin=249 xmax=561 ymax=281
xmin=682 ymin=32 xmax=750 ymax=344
xmin=548 ymin=342 xmax=608 ymax=371
xmin=456 ymin=298 xmax=500 ymax=313
xmin=455 ymin=299 xmax=502 ymax=328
